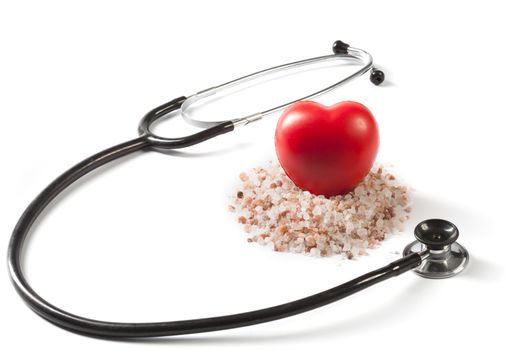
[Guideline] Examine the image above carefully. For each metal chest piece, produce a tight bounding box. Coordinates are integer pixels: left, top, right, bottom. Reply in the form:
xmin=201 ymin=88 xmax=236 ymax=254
xmin=403 ymin=219 xmax=469 ymax=279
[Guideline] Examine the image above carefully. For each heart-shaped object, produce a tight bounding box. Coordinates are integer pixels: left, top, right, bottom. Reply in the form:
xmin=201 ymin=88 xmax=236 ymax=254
xmin=275 ymin=101 xmax=379 ymax=197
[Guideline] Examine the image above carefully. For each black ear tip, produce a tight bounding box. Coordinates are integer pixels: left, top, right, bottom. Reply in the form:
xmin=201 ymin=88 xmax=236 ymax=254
xmin=370 ymin=68 xmax=385 ymax=85
xmin=332 ymin=40 xmax=350 ymax=54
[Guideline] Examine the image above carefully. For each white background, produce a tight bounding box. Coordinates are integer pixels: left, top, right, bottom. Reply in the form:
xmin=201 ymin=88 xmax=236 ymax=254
xmin=1 ymin=0 xmax=524 ymax=348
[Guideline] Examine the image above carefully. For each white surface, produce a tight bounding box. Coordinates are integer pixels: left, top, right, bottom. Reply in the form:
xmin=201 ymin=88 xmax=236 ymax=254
xmin=1 ymin=0 xmax=524 ymax=348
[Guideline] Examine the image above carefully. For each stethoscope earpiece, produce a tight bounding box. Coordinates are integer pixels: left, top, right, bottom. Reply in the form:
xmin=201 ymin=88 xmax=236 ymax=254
xmin=370 ymin=68 xmax=385 ymax=85
xmin=332 ymin=40 xmax=385 ymax=86
xmin=332 ymin=40 xmax=351 ymax=54
xmin=403 ymin=219 xmax=469 ymax=279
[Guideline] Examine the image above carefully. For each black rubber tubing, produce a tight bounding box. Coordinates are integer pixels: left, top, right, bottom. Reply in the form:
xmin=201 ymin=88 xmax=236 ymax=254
xmin=7 ymin=98 xmax=423 ymax=338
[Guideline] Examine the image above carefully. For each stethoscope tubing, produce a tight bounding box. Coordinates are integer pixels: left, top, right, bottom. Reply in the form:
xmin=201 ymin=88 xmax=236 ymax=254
xmin=7 ymin=41 xmax=418 ymax=338
xmin=7 ymin=97 xmax=424 ymax=338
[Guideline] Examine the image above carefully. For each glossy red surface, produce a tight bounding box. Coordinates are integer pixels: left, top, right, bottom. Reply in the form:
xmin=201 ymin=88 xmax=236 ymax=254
xmin=275 ymin=101 xmax=379 ymax=196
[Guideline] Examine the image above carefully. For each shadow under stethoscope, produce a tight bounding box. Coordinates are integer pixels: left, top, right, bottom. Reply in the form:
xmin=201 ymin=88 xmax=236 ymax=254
xmin=113 ymin=190 xmax=500 ymax=345
xmin=116 ymin=278 xmax=435 ymax=346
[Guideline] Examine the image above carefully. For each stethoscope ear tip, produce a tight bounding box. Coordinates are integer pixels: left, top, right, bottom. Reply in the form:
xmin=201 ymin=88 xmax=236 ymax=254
xmin=332 ymin=40 xmax=350 ymax=54
xmin=404 ymin=219 xmax=470 ymax=279
xmin=370 ymin=68 xmax=385 ymax=85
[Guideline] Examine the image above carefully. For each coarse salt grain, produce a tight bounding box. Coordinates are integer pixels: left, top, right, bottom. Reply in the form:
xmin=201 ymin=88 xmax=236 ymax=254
xmin=230 ymin=161 xmax=410 ymax=259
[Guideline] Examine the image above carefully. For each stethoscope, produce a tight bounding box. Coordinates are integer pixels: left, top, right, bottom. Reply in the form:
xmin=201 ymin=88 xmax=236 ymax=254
xmin=7 ymin=40 xmax=469 ymax=338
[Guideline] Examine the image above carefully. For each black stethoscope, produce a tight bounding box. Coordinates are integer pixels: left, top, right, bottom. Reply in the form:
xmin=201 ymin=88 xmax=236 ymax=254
xmin=7 ymin=40 xmax=469 ymax=338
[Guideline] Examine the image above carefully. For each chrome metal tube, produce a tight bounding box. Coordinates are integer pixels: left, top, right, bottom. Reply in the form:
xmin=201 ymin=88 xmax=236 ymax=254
xmin=180 ymin=46 xmax=374 ymax=129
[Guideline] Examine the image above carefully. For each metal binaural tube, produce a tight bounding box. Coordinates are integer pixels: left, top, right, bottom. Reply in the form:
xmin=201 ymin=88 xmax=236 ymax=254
xmin=180 ymin=44 xmax=375 ymax=129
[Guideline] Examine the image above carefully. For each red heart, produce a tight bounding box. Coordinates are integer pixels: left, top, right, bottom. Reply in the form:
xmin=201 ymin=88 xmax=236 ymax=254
xmin=275 ymin=101 xmax=379 ymax=197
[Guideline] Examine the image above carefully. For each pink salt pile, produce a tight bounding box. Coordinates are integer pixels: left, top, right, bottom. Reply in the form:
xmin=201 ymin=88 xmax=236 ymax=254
xmin=229 ymin=161 xmax=410 ymax=259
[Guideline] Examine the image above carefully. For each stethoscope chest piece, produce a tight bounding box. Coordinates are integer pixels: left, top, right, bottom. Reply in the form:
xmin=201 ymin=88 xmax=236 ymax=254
xmin=403 ymin=219 xmax=469 ymax=279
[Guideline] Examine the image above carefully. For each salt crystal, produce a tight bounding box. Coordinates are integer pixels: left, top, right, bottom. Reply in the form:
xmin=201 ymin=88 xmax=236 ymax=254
xmin=356 ymin=228 xmax=368 ymax=238
xmin=230 ymin=161 xmax=410 ymax=259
